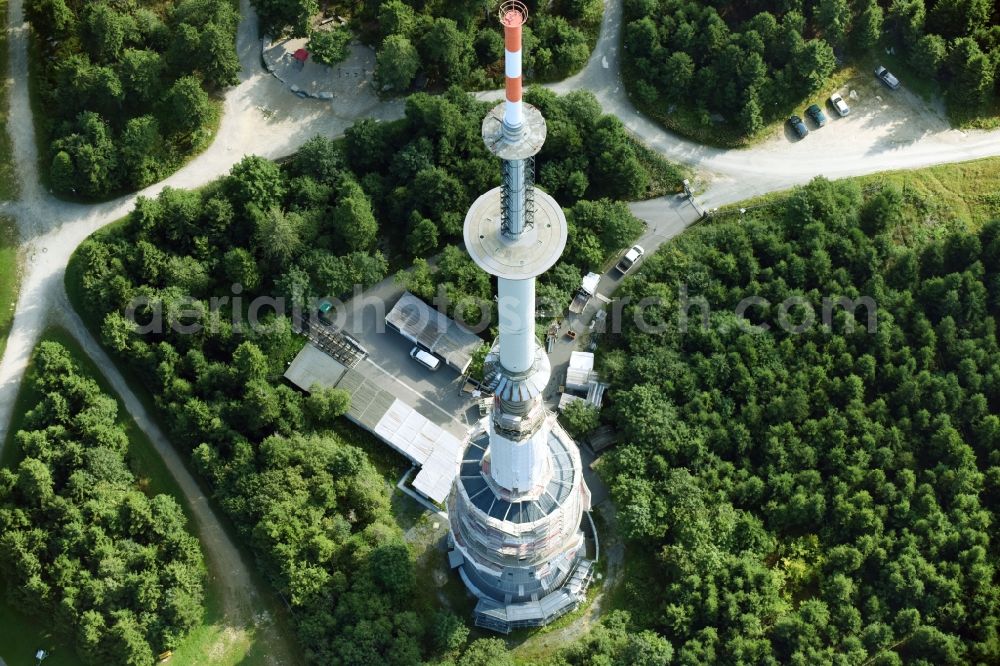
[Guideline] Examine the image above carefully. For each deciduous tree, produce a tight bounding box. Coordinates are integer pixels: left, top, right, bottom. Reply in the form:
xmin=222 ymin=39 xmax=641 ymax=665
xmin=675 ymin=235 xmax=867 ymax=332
xmin=160 ymin=75 xmax=213 ymax=138
xmin=376 ymin=34 xmax=420 ymax=93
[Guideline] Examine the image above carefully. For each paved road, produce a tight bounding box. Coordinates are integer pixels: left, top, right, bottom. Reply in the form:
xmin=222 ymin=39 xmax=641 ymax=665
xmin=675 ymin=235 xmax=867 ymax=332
xmin=334 ymin=278 xmax=482 ymax=435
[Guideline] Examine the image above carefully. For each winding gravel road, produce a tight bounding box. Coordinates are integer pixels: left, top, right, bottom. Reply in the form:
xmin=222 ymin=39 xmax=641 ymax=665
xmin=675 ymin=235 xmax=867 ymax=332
xmin=1 ymin=0 xmax=999 ymax=661
xmin=0 ymin=0 xmax=402 ymax=662
xmin=551 ymin=0 xmax=1000 ymax=211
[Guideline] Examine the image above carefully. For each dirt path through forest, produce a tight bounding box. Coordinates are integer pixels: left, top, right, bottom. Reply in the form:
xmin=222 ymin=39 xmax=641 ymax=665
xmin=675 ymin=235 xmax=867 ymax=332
xmin=0 ymin=0 xmax=406 ymax=661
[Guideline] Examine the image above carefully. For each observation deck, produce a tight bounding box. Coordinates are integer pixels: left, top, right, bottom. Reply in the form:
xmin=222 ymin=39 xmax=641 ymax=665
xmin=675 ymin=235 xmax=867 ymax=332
xmin=464 ymin=186 xmax=568 ymax=280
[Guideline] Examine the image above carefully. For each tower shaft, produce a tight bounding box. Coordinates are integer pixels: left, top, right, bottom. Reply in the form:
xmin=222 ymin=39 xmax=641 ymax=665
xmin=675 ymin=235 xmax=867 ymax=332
xmin=497 ymin=277 xmax=534 ymax=377
xmin=449 ymin=0 xmax=593 ymax=634
xmin=501 ymin=158 xmax=530 ymax=240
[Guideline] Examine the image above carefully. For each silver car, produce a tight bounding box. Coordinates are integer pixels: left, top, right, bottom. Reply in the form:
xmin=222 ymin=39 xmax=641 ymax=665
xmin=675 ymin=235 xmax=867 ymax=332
xmin=875 ymin=65 xmax=900 ymax=90
xmin=830 ymin=92 xmax=850 ymax=116
xmin=616 ymin=245 xmax=645 ymax=274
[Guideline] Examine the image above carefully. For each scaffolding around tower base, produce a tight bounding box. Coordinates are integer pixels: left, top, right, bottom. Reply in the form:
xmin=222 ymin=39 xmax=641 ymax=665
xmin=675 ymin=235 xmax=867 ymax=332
xmin=469 ymin=559 xmax=595 ymax=633
xmin=447 ymin=419 xmax=595 ymax=633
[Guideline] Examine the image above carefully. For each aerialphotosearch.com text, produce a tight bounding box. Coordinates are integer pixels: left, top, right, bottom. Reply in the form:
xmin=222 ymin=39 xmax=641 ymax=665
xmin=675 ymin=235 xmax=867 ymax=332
xmin=122 ymin=283 xmax=877 ymax=338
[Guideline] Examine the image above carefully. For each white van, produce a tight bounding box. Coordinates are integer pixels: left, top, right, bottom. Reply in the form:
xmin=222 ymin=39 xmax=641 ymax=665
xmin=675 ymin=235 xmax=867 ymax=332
xmin=410 ymin=346 xmax=441 ymax=371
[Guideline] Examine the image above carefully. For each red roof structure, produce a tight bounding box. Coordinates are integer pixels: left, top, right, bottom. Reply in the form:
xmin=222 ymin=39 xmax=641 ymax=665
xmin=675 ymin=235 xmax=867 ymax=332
xmin=293 ymin=48 xmax=309 ymax=62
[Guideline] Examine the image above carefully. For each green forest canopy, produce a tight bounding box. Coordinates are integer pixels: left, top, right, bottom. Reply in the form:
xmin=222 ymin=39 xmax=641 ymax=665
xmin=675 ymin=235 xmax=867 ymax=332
xmin=252 ymin=0 xmax=603 ymax=91
xmin=26 ymin=0 xmax=240 ymax=198
xmin=623 ymin=0 xmax=1000 ymax=143
xmin=55 ymin=57 xmax=1000 ymax=661
xmin=0 ymin=341 xmax=206 ymax=666
xmin=72 ymin=87 xmax=667 ymax=340
xmin=596 ymin=176 xmax=1000 ymax=664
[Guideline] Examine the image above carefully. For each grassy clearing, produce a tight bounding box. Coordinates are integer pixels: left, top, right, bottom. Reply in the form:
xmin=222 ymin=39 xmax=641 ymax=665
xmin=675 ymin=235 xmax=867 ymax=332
xmin=0 ymin=328 xmax=274 ymax=666
xmin=714 ymin=156 xmax=1000 ymax=244
xmin=0 ymin=0 xmax=16 ymax=200
xmin=853 ymin=157 xmax=1000 ymax=234
xmin=0 ymin=583 xmax=78 ymax=666
xmin=627 ymin=135 xmax=692 ymax=198
xmin=0 ymin=216 xmax=20 ymax=359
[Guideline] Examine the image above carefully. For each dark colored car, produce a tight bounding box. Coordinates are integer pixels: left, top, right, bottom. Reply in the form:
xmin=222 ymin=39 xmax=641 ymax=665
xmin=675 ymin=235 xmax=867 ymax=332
xmin=317 ymin=299 xmax=334 ymax=324
xmin=788 ymin=115 xmax=809 ymax=139
xmin=806 ymin=103 xmax=828 ymax=127
xmin=875 ymin=65 xmax=900 ymax=90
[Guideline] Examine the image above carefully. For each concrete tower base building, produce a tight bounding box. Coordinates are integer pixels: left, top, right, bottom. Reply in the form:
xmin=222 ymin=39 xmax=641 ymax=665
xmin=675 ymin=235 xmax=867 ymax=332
xmin=447 ymin=1 xmax=595 ymax=633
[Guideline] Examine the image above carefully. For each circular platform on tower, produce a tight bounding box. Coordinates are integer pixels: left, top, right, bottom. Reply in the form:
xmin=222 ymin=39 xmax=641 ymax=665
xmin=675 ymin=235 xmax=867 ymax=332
xmin=464 ymin=187 xmax=568 ymax=280
xmin=482 ymin=103 xmax=547 ymax=160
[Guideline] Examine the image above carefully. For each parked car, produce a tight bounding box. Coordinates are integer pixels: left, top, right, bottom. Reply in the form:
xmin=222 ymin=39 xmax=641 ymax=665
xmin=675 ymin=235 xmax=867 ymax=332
xmin=829 ymin=92 xmax=850 ymax=116
xmin=805 ymin=103 xmax=828 ymax=127
xmin=788 ymin=114 xmax=809 ymax=139
xmin=317 ymin=299 xmax=334 ymax=324
xmin=875 ymin=65 xmax=900 ymax=90
xmin=616 ymin=245 xmax=645 ymax=274
xmin=410 ymin=346 xmax=441 ymax=371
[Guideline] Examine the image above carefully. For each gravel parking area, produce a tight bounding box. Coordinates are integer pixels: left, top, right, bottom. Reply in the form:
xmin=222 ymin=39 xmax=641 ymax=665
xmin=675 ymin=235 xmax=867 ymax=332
xmin=773 ymin=71 xmax=958 ymax=152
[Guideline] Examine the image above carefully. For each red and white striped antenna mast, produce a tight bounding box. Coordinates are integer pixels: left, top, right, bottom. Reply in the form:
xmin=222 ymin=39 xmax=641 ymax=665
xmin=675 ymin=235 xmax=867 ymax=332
xmin=499 ymin=1 xmax=528 ymax=131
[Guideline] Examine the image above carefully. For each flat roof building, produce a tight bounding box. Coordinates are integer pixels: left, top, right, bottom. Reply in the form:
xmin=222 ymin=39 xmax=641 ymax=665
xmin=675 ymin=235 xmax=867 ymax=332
xmin=385 ymin=291 xmax=484 ymax=374
xmin=284 ymin=343 xmax=470 ymax=504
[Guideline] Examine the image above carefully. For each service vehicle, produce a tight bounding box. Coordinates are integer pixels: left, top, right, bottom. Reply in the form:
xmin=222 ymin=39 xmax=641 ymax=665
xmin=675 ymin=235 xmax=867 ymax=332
xmin=875 ymin=65 xmax=900 ymax=90
xmin=410 ymin=346 xmax=441 ymax=371
xmin=829 ymin=92 xmax=850 ymax=116
xmin=806 ymin=103 xmax=828 ymax=127
xmin=788 ymin=115 xmax=809 ymax=139
xmin=616 ymin=245 xmax=645 ymax=274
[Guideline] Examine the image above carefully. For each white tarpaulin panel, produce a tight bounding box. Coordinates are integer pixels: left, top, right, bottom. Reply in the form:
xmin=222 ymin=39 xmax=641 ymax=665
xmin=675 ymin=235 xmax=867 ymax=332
xmin=373 ymin=398 xmax=463 ymax=504
xmin=565 ymin=351 xmax=596 ymax=392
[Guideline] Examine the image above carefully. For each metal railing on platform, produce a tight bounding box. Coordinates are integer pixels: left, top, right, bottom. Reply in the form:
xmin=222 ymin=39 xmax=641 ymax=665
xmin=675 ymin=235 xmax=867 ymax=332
xmin=292 ymin=314 xmax=368 ymax=368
